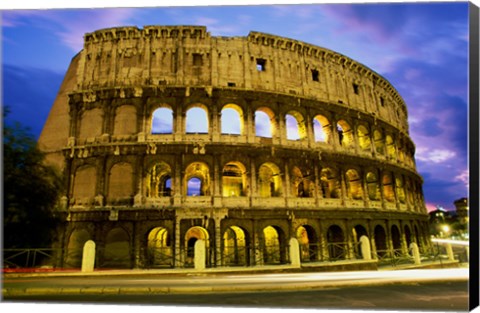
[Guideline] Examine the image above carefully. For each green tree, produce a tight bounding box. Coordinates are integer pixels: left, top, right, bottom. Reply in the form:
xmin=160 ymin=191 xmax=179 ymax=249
xmin=3 ymin=108 xmax=63 ymax=249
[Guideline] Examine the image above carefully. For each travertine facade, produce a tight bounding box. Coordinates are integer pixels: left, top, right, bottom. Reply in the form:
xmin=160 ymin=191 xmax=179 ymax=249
xmin=39 ymin=26 xmax=430 ymax=269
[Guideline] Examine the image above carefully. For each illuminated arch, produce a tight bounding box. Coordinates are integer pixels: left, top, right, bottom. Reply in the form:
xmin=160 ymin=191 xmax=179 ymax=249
xmin=263 ymin=226 xmax=285 ymax=264
xmin=222 ymin=162 xmax=247 ymax=197
xmin=296 ymin=225 xmax=317 ymax=262
xmin=382 ymin=173 xmax=395 ymax=203
xmin=320 ymin=167 xmax=341 ymax=199
xmin=221 ymin=104 xmax=244 ymax=135
xmin=313 ymin=115 xmax=331 ymax=143
xmin=145 ymin=162 xmax=172 ymax=197
xmin=291 ymin=166 xmax=313 ymax=198
xmin=336 ymin=120 xmax=354 ymax=147
xmin=255 ymin=107 xmax=276 ymax=138
xmin=185 ymin=162 xmax=210 ymax=196
xmin=147 ymin=227 xmax=171 ymax=267
xmin=222 ymin=226 xmax=248 ymax=266
xmin=285 ymin=110 xmax=307 ymax=140
xmin=186 ymin=105 xmax=209 ymax=133
xmin=185 ymin=226 xmax=210 ymax=259
xmin=352 ymin=225 xmax=368 ymax=259
xmin=374 ymin=130 xmax=385 ymax=155
xmin=258 ymin=162 xmax=282 ymax=197
xmin=151 ymin=106 xmax=173 ymax=134
xmin=396 ymin=176 xmax=406 ymax=204
xmin=65 ymin=229 xmax=91 ymax=268
xmin=366 ymin=172 xmax=380 ymax=201
xmin=357 ymin=125 xmax=371 ymax=151
xmin=346 ymin=169 xmax=363 ymax=200
xmin=386 ymin=134 xmax=396 ymax=158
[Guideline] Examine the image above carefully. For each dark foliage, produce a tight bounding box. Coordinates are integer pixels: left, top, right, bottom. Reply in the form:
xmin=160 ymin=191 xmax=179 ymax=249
xmin=3 ymin=108 xmax=63 ymax=249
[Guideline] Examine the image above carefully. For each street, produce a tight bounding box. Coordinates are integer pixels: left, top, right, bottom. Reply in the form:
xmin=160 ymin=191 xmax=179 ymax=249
xmin=3 ymin=281 xmax=469 ymax=311
xmin=2 ymin=268 xmax=470 ymax=311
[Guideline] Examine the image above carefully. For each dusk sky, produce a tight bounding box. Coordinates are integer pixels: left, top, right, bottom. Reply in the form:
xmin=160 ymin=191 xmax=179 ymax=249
xmin=1 ymin=1 xmax=472 ymax=212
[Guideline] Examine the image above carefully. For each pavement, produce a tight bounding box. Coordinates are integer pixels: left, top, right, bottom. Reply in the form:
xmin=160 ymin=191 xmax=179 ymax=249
xmin=1 ymin=260 xmax=469 ymax=297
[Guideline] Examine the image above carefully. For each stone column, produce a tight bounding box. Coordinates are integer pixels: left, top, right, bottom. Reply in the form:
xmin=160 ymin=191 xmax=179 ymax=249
xmin=215 ymin=218 xmax=222 ymax=267
xmin=306 ymin=111 xmax=315 ymax=148
xmin=175 ymin=217 xmax=182 ymax=267
xmin=359 ymin=236 xmax=371 ymax=260
xmin=289 ymin=238 xmax=301 ymax=268
xmin=194 ymin=239 xmax=206 ymax=271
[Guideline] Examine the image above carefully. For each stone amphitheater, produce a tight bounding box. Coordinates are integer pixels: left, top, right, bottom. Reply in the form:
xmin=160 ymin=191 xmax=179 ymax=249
xmin=39 ymin=25 xmax=431 ymax=269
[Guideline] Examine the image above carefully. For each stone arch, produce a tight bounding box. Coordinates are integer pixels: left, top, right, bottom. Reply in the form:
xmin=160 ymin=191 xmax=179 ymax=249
xmin=221 ymin=104 xmax=244 ymax=135
xmin=262 ymin=225 xmax=286 ymax=264
xmin=185 ymin=162 xmax=210 ymax=196
xmin=326 ymin=224 xmax=346 ymax=260
xmin=65 ymin=228 xmax=92 ymax=268
xmin=291 ymin=166 xmax=313 ymax=198
xmin=296 ymin=225 xmax=318 ymax=262
xmin=345 ymin=169 xmax=363 ymax=200
xmin=373 ymin=130 xmax=385 ymax=155
xmin=186 ymin=105 xmax=209 ymax=134
xmin=404 ymin=224 xmax=412 ymax=246
xmin=352 ymin=224 xmax=369 ymax=259
xmin=145 ymin=161 xmax=172 ymax=197
xmin=113 ymin=105 xmax=137 ymax=135
xmin=313 ymin=114 xmax=331 ymax=143
xmin=382 ymin=172 xmax=395 ymax=203
xmin=285 ymin=110 xmax=307 ymax=140
xmin=374 ymin=225 xmax=388 ymax=257
xmin=391 ymin=225 xmax=402 ymax=251
xmin=151 ymin=106 xmax=173 ymax=134
xmin=357 ymin=125 xmax=371 ymax=151
xmin=108 ymin=162 xmax=134 ymax=201
xmin=255 ymin=107 xmax=276 ymax=138
xmin=336 ymin=120 xmax=354 ymax=147
xmin=366 ymin=171 xmax=380 ymax=201
xmin=222 ymin=161 xmax=247 ymax=197
xmin=386 ymin=134 xmax=396 ymax=158
xmin=72 ymin=165 xmax=97 ymax=202
xmin=79 ymin=108 xmax=103 ymax=140
xmin=146 ymin=226 xmax=171 ymax=267
xmin=185 ymin=226 xmax=210 ymax=263
xmin=258 ymin=162 xmax=282 ymax=197
xmin=222 ymin=226 xmax=249 ymax=266
xmin=102 ymin=227 xmax=131 ymax=268
xmin=320 ymin=167 xmax=341 ymax=199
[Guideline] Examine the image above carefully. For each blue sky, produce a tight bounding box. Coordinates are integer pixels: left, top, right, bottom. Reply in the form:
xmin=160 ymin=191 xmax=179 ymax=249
xmin=1 ymin=1 xmax=471 ymax=212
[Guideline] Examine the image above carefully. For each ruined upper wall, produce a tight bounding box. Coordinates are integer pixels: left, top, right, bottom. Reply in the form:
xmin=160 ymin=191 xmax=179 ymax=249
xmin=76 ymin=25 xmax=409 ymax=132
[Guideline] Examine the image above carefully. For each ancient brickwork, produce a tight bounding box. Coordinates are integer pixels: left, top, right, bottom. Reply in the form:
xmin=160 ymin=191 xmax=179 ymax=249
xmin=39 ymin=26 xmax=430 ymax=269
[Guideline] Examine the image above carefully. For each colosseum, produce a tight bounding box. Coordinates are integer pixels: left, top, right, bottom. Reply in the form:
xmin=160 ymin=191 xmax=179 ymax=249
xmin=39 ymin=25 xmax=431 ymax=270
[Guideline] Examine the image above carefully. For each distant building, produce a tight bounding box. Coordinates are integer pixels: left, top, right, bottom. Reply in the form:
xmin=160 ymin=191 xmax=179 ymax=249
xmin=454 ymin=197 xmax=469 ymax=225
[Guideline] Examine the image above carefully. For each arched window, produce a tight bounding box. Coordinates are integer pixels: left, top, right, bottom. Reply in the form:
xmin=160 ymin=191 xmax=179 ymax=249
xmin=185 ymin=162 xmax=210 ymax=196
xmin=337 ymin=120 xmax=354 ymax=147
xmin=291 ymin=166 xmax=312 ymax=198
xmin=346 ymin=169 xmax=363 ymax=200
xmin=151 ymin=107 xmax=173 ymax=134
xmin=396 ymin=176 xmax=406 ymax=203
xmin=382 ymin=173 xmax=395 ymax=203
xmin=145 ymin=162 xmax=172 ymax=197
xmin=285 ymin=111 xmax=306 ymax=141
xmin=366 ymin=172 xmax=380 ymax=201
xmin=386 ymin=135 xmax=396 ymax=158
xmin=79 ymin=108 xmax=103 ymax=140
xmin=222 ymin=162 xmax=247 ymax=197
xmin=221 ymin=105 xmax=243 ymax=135
xmin=186 ymin=106 xmax=208 ymax=134
xmin=374 ymin=130 xmax=385 ymax=155
xmin=258 ymin=162 xmax=282 ymax=197
xmin=357 ymin=125 xmax=371 ymax=151
xmin=255 ymin=108 xmax=275 ymax=138
xmin=313 ymin=115 xmax=331 ymax=143
xmin=320 ymin=168 xmax=341 ymax=199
